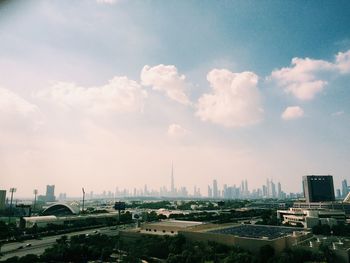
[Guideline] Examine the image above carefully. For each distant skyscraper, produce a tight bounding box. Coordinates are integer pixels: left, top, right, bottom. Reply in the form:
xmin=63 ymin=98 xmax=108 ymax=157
xmin=0 ymin=190 xmax=6 ymax=210
xmin=277 ymin=182 xmax=282 ymax=199
xmin=302 ymin=175 xmax=335 ymax=202
xmin=266 ymin=179 xmax=270 ymax=198
xmin=171 ymin=163 xmax=175 ymax=195
xmin=208 ymin=185 xmax=212 ymax=198
xmin=213 ymin=179 xmax=218 ymax=198
xmin=271 ymin=180 xmax=276 ymax=198
xmin=46 ymin=185 xmax=56 ymax=202
xmin=244 ymin=180 xmax=248 ymax=196
xmin=262 ymin=185 xmax=267 ymax=197
xmin=336 ymin=189 xmax=341 ymax=199
xmin=342 ymin=179 xmax=349 ymax=198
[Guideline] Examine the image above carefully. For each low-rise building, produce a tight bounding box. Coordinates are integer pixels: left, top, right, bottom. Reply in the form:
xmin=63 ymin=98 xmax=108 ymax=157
xmin=277 ymin=208 xmax=346 ymax=228
xmin=121 ymin=220 xmax=311 ymax=256
xmin=140 ymin=220 xmax=205 ymax=235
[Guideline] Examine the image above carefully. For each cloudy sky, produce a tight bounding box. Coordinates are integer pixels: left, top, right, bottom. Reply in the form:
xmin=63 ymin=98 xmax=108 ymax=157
xmin=1 ymin=0 xmax=350 ymax=197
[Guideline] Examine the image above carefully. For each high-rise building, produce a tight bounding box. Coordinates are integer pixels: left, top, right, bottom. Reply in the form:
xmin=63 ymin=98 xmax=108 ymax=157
xmin=342 ymin=179 xmax=349 ymax=198
xmin=302 ymin=175 xmax=335 ymax=202
xmin=266 ymin=179 xmax=270 ymax=198
xmin=171 ymin=163 xmax=175 ymax=195
xmin=277 ymin=182 xmax=282 ymax=199
xmin=0 ymin=190 xmax=6 ymax=210
xmin=213 ymin=179 xmax=218 ymax=198
xmin=208 ymin=185 xmax=212 ymax=198
xmin=336 ymin=189 xmax=342 ymax=199
xmin=271 ymin=180 xmax=276 ymax=198
xmin=46 ymin=185 xmax=56 ymax=202
xmin=262 ymin=185 xmax=267 ymax=197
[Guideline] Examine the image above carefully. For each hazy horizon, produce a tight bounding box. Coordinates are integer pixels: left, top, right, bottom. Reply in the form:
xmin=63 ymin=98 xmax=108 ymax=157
xmin=1 ymin=0 xmax=350 ymax=197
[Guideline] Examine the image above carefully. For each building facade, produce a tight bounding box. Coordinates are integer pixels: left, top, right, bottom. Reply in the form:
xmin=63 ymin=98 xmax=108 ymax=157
xmin=303 ymin=175 xmax=335 ymax=202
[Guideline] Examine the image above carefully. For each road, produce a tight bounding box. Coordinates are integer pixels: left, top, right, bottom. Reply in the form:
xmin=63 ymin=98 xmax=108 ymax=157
xmin=0 ymin=225 xmax=130 ymax=261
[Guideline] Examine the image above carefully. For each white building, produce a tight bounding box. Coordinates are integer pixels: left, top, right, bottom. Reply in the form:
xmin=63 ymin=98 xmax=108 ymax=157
xmin=277 ymin=208 xmax=346 ymax=228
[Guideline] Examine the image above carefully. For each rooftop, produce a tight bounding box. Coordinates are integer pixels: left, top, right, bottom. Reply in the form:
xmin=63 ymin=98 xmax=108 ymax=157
xmin=145 ymin=220 xmax=204 ymax=228
xmin=208 ymin=224 xmax=305 ymax=240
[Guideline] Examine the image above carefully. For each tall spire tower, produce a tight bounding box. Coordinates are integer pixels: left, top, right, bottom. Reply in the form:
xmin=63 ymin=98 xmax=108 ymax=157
xmin=171 ymin=162 xmax=175 ymax=195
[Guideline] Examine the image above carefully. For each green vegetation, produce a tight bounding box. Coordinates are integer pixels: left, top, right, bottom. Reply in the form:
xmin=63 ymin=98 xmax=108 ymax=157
xmin=126 ymin=200 xmax=250 ymax=211
xmin=168 ymin=208 xmax=273 ymax=224
xmin=1 ymin=234 xmax=117 ymax=263
xmin=0 ymin=211 xmax=133 ymax=242
xmin=312 ymin=222 xmax=350 ymax=237
xmin=1 ymin=233 xmax=336 ymax=263
xmin=254 ymin=209 xmax=279 ymax=226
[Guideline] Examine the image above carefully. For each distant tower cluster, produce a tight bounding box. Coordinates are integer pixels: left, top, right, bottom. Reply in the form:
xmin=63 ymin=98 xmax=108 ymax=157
xmin=171 ymin=162 xmax=175 ymax=195
xmin=208 ymin=178 xmax=285 ymax=199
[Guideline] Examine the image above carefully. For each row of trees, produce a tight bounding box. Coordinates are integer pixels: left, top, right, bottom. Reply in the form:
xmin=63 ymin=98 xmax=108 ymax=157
xmin=167 ymin=208 xmax=278 ymax=224
xmin=313 ymin=222 xmax=350 ymax=236
xmin=1 ymin=233 xmax=336 ymax=263
xmin=127 ymin=200 xmax=250 ymax=211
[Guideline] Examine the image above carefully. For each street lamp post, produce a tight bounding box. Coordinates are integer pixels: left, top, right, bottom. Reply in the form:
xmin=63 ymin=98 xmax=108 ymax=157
xmin=82 ymin=188 xmax=85 ymax=214
xmin=8 ymin=188 xmax=16 ymax=224
xmin=33 ymin=189 xmax=38 ymax=215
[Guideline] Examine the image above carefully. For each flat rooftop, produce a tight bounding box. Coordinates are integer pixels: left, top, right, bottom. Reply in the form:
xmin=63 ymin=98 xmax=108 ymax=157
xmin=208 ymin=225 xmax=304 ymax=240
xmin=145 ymin=220 xmax=204 ymax=228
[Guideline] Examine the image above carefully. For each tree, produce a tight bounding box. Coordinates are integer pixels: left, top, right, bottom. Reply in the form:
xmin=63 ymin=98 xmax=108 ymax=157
xmin=259 ymin=245 xmax=275 ymax=263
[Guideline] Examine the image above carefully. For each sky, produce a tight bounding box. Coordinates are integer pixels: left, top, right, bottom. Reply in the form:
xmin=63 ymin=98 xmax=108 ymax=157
xmin=1 ymin=0 xmax=350 ymax=197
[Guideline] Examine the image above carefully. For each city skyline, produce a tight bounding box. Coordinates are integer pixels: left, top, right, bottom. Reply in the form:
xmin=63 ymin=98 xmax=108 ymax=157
xmin=3 ymin=172 xmax=349 ymax=201
xmin=1 ymin=1 xmax=350 ymax=196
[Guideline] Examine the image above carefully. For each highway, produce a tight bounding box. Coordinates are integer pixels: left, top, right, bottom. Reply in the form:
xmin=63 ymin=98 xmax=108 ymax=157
xmin=0 ymin=225 xmax=128 ymax=261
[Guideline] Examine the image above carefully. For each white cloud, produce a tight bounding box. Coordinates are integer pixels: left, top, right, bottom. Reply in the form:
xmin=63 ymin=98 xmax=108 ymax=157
xmin=0 ymin=87 xmax=42 ymax=130
xmin=281 ymin=106 xmax=304 ymax=120
xmin=270 ymin=49 xmax=350 ymax=100
xmin=0 ymin=87 xmax=38 ymax=117
xmin=36 ymin=76 xmax=147 ymax=115
xmin=141 ymin=64 xmax=191 ymax=105
xmin=332 ymin=111 xmax=344 ymax=117
xmin=270 ymin=58 xmax=334 ymax=100
xmin=96 ymin=0 xmax=118 ymax=4
xmin=196 ymin=69 xmax=263 ymax=127
xmin=167 ymin=124 xmax=189 ymax=137
xmin=335 ymin=50 xmax=350 ymax=73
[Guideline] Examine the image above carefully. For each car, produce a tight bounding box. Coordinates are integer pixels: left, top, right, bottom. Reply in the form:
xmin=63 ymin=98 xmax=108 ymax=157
xmin=25 ymin=243 xmax=32 ymax=247
xmin=93 ymin=230 xmax=99 ymax=234
xmin=17 ymin=246 xmax=23 ymax=250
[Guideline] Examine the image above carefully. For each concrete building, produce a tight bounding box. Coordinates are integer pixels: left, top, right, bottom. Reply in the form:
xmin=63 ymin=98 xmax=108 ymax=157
xmin=140 ymin=220 xmax=204 ymax=235
xmin=46 ymin=185 xmax=56 ymax=202
xmin=342 ymin=179 xmax=349 ymax=198
xmin=126 ymin=220 xmax=311 ymax=256
xmin=21 ymin=212 xmax=119 ymax=228
xmin=0 ymin=190 xmax=6 ymax=210
xmin=180 ymin=224 xmax=311 ymax=255
xmin=293 ymin=201 xmax=350 ymax=215
xmin=303 ymin=175 xmax=335 ymax=202
xmin=277 ymin=208 xmax=346 ymax=228
xmin=213 ymin=179 xmax=218 ymax=198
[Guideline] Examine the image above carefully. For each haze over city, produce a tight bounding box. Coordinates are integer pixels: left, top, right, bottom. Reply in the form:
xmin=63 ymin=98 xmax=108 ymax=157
xmin=1 ymin=0 xmax=350 ymax=197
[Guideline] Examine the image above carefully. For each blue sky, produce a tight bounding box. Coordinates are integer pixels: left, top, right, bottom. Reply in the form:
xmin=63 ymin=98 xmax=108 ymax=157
xmin=0 ymin=0 xmax=350 ymax=197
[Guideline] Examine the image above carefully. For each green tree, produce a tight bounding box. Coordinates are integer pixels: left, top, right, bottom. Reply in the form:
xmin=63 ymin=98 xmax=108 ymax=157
xmin=259 ymin=245 xmax=275 ymax=263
